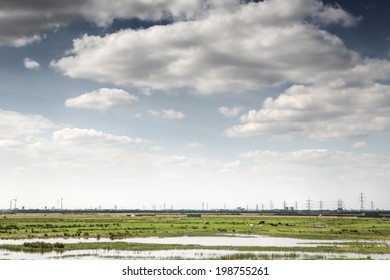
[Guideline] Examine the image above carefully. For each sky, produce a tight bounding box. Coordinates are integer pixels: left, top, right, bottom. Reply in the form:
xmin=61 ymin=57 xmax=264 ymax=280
xmin=1 ymin=0 xmax=390 ymax=211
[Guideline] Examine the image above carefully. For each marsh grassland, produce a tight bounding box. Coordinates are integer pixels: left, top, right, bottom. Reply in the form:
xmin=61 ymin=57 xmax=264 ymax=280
xmin=1 ymin=213 xmax=390 ymax=259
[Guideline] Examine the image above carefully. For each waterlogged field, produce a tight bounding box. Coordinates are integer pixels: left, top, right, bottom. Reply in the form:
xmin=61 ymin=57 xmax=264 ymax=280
xmin=1 ymin=213 xmax=390 ymax=259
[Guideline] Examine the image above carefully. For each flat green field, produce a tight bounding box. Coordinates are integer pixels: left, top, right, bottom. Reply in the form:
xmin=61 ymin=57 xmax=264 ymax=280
xmin=1 ymin=213 xmax=390 ymax=258
xmin=1 ymin=213 xmax=390 ymax=240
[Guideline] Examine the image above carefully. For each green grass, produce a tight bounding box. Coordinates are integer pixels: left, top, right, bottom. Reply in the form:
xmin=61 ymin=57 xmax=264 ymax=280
xmin=1 ymin=213 xmax=390 ymax=240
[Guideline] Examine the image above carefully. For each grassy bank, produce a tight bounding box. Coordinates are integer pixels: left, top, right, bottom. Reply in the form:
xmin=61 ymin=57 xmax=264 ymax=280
xmin=1 ymin=240 xmax=389 ymax=255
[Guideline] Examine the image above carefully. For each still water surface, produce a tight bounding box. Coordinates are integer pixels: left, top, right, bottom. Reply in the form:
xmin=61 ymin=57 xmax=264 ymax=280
xmin=0 ymin=234 xmax=342 ymax=247
xmin=1 ymin=235 xmax=388 ymax=260
xmin=1 ymin=248 xmax=389 ymax=260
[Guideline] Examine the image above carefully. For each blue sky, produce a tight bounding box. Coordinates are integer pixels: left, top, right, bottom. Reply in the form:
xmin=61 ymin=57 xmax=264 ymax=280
xmin=1 ymin=0 xmax=390 ymax=210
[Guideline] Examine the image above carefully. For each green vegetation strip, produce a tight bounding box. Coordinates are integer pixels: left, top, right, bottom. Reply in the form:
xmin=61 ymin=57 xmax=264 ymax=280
xmin=0 ymin=240 xmax=389 ymax=254
xmin=1 ymin=213 xmax=390 ymax=241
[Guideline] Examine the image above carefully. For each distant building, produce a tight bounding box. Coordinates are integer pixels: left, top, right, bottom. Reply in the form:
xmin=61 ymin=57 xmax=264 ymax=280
xmin=187 ymin=213 xmax=202 ymax=218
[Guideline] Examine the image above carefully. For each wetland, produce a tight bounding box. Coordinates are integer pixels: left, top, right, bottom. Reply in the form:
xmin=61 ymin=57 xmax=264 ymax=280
xmin=1 ymin=213 xmax=389 ymax=259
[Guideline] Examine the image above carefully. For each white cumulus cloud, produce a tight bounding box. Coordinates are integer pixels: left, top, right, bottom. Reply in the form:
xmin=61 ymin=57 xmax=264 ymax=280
xmin=0 ymin=109 xmax=55 ymax=139
xmin=162 ymin=109 xmax=185 ymax=119
xmin=219 ymin=160 xmax=241 ymax=173
xmin=147 ymin=109 xmax=185 ymax=119
xmin=1 ymin=0 xmax=238 ymax=47
xmin=53 ymin=128 xmax=145 ymax=145
xmin=224 ymin=83 xmax=390 ymax=140
xmin=218 ymin=106 xmax=243 ymax=117
xmin=51 ymin=0 xmax=364 ymax=94
xmin=65 ymin=88 xmax=138 ymax=110
xmin=23 ymin=58 xmax=40 ymax=70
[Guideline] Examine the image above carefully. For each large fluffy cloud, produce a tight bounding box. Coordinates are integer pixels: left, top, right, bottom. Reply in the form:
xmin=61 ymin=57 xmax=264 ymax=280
xmin=224 ymin=83 xmax=390 ymax=139
xmin=65 ymin=88 xmax=138 ymax=110
xmin=0 ymin=0 xmax=240 ymax=47
xmin=52 ymin=0 xmax=366 ymax=93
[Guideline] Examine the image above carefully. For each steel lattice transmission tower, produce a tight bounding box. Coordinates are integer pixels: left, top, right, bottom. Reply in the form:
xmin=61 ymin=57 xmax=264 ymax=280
xmin=359 ymin=192 xmax=365 ymax=211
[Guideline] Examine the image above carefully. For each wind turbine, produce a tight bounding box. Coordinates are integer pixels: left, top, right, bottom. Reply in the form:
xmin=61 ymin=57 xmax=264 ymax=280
xmin=13 ymin=195 xmax=18 ymax=210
